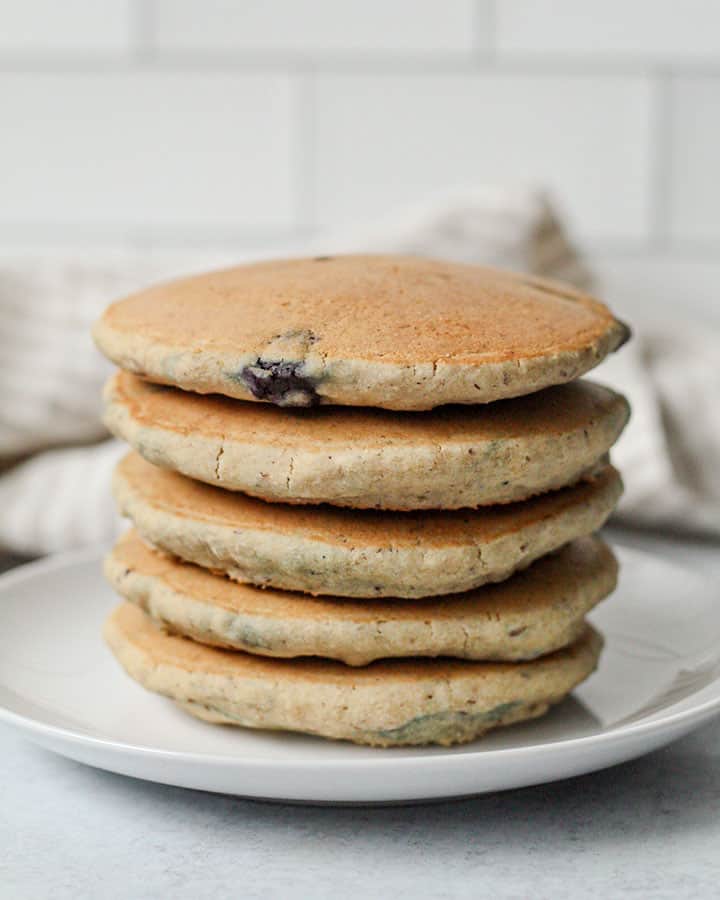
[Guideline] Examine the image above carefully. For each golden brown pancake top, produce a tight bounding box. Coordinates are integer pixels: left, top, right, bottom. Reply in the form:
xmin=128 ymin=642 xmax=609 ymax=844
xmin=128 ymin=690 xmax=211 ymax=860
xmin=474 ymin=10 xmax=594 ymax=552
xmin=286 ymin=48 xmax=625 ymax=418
xmin=99 ymin=255 xmax=623 ymax=366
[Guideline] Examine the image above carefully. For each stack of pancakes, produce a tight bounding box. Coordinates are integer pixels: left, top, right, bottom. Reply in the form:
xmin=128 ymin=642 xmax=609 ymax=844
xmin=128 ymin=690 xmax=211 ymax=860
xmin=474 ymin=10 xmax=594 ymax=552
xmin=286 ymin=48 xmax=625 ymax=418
xmin=93 ymin=255 xmax=630 ymax=747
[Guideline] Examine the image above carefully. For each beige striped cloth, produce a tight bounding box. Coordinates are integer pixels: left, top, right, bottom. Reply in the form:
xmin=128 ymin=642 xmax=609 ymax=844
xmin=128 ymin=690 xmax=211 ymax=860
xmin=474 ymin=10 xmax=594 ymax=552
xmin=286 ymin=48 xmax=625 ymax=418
xmin=1 ymin=188 xmax=717 ymax=556
xmin=0 ymin=251 xmax=242 ymax=555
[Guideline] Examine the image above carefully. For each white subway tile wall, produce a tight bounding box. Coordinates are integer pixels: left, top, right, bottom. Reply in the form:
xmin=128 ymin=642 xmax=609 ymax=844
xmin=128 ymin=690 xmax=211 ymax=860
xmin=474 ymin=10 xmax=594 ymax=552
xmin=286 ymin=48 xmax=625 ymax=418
xmin=151 ymin=0 xmax=482 ymax=55
xmin=313 ymin=72 xmax=653 ymax=241
xmin=0 ymin=73 xmax=296 ymax=231
xmin=496 ymin=0 xmax=720 ymax=61
xmin=669 ymin=77 xmax=720 ymax=245
xmin=0 ymin=0 xmax=717 ymax=315
xmin=0 ymin=0 xmax=130 ymax=54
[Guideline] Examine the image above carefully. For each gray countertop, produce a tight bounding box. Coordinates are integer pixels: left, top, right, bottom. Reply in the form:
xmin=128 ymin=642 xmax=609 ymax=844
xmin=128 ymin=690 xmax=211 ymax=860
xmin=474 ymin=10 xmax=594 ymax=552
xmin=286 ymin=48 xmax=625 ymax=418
xmin=3 ymin=529 xmax=720 ymax=899
xmin=3 ymin=718 xmax=720 ymax=899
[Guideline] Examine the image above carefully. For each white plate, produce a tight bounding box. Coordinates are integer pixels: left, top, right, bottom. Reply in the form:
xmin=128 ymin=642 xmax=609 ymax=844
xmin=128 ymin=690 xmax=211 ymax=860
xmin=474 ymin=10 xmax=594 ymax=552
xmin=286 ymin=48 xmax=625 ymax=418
xmin=1 ymin=543 xmax=719 ymax=805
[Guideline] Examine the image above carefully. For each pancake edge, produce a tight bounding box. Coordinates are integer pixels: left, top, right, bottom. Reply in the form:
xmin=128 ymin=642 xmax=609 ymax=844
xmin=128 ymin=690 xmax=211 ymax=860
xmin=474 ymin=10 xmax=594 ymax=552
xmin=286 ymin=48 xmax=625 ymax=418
xmin=112 ymin=458 xmax=622 ymax=598
xmin=102 ymin=375 xmax=630 ymax=510
xmin=104 ymin=604 xmax=604 ymax=746
xmin=94 ymin=316 xmax=629 ymax=411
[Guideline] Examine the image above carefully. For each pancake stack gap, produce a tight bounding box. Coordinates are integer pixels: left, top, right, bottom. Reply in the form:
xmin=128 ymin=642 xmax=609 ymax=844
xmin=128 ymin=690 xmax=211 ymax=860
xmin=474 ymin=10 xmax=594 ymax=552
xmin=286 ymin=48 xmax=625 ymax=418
xmin=94 ymin=254 xmax=631 ymax=747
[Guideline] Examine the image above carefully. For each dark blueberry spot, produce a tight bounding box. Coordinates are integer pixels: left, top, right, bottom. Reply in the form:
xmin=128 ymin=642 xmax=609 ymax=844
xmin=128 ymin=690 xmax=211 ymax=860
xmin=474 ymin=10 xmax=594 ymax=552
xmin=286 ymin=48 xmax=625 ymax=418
xmin=238 ymin=359 xmax=320 ymax=407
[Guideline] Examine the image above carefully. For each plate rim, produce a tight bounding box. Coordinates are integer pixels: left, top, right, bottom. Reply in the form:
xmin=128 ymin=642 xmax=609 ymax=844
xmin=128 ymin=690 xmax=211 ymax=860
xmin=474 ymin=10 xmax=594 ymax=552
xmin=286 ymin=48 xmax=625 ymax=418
xmin=1 ymin=544 xmax=720 ymax=773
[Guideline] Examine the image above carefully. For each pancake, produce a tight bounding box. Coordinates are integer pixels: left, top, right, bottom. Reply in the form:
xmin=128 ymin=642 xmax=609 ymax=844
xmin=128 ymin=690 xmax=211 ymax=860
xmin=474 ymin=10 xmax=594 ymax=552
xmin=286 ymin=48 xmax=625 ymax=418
xmin=113 ymin=452 xmax=622 ymax=598
xmin=103 ymin=371 xmax=630 ymax=510
xmin=105 ymin=602 xmax=604 ymax=746
xmin=106 ymin=531 xmax=616 ymax=665
xmin=92 ymin=255 xmax=629 ymax=411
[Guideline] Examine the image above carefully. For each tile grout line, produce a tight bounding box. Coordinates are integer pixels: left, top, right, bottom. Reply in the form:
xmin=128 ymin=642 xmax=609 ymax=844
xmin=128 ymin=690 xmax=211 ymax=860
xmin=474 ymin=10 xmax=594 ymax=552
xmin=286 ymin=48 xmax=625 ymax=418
xmin=2 ymin=53 xmax=720 ymax=77
xmin=1 ymin=225 xmax=719 ymax=260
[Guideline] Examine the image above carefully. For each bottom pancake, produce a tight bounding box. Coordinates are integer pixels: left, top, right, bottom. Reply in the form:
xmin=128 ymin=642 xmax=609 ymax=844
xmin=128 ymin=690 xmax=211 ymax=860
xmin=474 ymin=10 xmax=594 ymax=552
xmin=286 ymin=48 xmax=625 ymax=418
xmin=105 ymin=603 xmax=603 ymax=747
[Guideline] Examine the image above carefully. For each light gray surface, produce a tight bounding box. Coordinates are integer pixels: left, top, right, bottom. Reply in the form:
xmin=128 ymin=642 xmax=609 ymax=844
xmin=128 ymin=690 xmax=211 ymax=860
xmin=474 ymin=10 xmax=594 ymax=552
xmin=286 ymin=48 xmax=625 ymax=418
xmin=2 ymin=529 xmax=720 ymax=900
xmin=2 ymin=718 xmax=720 ymax=899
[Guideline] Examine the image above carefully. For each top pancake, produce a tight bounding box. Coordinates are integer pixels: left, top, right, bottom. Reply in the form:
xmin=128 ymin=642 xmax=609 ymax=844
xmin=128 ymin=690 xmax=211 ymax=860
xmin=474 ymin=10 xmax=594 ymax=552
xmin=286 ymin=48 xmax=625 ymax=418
xmin=93 ymin=254 xmax=629 ymax=410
